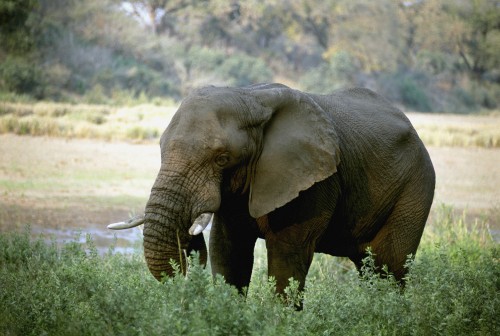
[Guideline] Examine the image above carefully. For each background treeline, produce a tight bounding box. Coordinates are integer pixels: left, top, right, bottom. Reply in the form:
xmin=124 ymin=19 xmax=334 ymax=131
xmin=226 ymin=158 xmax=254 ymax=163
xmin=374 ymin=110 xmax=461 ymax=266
xmin=0 ymin=0 xmax=499 ymax=112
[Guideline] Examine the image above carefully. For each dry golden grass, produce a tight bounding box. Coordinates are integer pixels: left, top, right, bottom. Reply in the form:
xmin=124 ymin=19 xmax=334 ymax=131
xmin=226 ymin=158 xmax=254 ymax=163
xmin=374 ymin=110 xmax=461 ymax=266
xmin=407 ymin=112 xmax=500 ymax=148
xmin=0 ymin=101 xmax=176 ymax=141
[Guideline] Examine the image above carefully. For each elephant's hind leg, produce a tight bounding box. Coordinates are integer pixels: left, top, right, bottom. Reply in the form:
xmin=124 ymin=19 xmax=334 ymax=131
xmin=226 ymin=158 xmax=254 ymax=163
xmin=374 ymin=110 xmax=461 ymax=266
xmin=356 ymin=186 xmax=433 ymax=281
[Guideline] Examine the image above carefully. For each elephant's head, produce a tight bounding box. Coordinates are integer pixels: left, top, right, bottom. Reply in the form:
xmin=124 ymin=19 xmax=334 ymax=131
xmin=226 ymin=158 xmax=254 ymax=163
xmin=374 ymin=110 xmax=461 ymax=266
xmin=109 ymin=84 xmax=340 ymax=281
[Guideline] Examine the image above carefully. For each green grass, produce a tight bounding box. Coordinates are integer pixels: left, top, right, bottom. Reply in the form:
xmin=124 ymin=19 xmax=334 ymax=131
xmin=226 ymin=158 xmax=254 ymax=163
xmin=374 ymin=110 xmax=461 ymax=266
xmin=1 ymin=207 xmax=498 ymax=335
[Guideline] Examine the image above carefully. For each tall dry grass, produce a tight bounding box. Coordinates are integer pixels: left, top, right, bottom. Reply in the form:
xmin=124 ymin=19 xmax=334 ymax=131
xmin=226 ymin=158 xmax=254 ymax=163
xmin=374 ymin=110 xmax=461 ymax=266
xmin=1 ymin=101 xmax=500 ymax=147
xmin=0 ymin=101 xmax=176 ymax=141
xmin=407 ymin=112 xmax=500 ymax=148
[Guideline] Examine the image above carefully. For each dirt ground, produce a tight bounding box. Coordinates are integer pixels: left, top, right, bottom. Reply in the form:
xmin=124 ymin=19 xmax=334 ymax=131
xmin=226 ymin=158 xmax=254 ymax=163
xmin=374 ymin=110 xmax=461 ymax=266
xmin=1 ymin=134 xmax=499 ymax=250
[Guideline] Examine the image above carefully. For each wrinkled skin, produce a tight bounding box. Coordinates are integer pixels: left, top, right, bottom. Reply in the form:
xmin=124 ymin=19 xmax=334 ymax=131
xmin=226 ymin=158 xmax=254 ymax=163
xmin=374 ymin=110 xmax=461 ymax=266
xmin=140 ymin=83 xmax=435 ymax=298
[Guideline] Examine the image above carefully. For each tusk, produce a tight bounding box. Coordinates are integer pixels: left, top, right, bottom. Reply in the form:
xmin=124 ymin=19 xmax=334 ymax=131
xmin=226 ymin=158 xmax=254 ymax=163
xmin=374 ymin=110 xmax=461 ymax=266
xmin=107 ymin=214 xmax=145 ymax=230
xmin=188 ymin=213 xmax=213 ymax=235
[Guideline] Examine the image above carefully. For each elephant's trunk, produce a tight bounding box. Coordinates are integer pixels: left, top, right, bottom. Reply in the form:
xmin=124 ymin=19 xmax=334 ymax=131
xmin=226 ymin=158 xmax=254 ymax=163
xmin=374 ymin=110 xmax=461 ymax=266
xmin=143 ymin=225 xmax=184 ymax=280
xmin=143 ymin=216 xmax=211 ymax=280
xmin=142 ymin=173 xmax=209 ymax=280
xmin=142 ymin=191 xmax=189 ymax=280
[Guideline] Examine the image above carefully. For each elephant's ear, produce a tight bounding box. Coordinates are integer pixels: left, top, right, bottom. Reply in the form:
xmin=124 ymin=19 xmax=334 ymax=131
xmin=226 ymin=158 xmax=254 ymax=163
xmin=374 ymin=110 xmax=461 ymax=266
xmin=248 ymin=86 xmax=341 ymax=219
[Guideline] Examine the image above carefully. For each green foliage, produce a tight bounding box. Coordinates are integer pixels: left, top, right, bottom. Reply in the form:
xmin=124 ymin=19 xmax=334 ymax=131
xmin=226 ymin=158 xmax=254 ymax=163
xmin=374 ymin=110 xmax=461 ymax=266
xmin=378 ymin=70 xmax=433 ymax=112
xmin=0 ymin=90 xmax=35 ymax=103
xmin=177 ymin=47 xmax=273 ymax=91
xmin=0 ymin=0 xmax=498 ymax=111
xmin=0 ymin=0 xmax=38 ymax=53
xmin=400 ymin=75 xmax=433 ymax=112
xmin=0 ymin=56 xmax=44 ymax=98
xmin=217 ymin=54 xmax=273 ymax=87
xmin=109 ymin=61 xmax=180 ymax=99
xmin=1 ymin=207 xmax=498 ymax=335
xmin=300 ymin=51 xmax=359 ymax=94
xmin=404 ymin=206 xmax=499 ymax=335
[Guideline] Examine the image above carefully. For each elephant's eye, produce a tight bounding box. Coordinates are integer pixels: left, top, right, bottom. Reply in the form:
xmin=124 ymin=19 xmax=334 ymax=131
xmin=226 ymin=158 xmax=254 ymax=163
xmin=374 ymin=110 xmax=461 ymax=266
xmin=215 ymin=153 xmax=231 ymax=167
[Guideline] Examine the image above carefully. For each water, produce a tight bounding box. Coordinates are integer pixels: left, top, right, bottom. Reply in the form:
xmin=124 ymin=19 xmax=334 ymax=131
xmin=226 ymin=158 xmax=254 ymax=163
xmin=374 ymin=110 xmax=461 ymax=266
xmin=32 ymin=225 xmax=144 ymax=255
xmin=490 ymin=229 xmax=500 ymax=242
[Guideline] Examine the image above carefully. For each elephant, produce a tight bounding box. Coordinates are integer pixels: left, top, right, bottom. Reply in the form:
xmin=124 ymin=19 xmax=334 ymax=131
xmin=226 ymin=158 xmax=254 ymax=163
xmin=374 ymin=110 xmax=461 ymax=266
xmin=108 ymin=83 xmax=435 ymax=297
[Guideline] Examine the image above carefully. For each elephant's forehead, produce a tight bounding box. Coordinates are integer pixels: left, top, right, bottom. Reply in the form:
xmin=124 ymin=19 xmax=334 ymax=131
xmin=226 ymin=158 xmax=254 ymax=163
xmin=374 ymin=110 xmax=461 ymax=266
xmin=175 ymin=96 xmax=240 ymax=131
xmin=164 ymin=135 xmax=225 ymax=153
xmin=164 ymin=108 xmax=227 ymax=151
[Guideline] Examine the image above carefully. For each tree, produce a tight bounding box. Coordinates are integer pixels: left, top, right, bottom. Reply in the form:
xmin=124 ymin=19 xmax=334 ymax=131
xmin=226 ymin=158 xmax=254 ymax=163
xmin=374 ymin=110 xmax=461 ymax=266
xmin=285 ymin=0 xmax=342 ymax=51
xmin=0 ymin=0 xmax=39 ymax=54
xmin=124 ymin=0 xmax=208 ymax=35
xmin=455 ymin=0 xmax=500 ymax=79
xmin=404 ymin=0 xmax=500 ymax=80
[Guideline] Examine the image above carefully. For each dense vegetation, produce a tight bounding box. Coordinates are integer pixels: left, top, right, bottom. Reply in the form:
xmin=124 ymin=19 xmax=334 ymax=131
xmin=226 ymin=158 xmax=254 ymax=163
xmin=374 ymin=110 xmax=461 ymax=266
xmin=1 ymin=0 xmax=499 ymax=112
xmin=0 ymin=207 xmax=498 ymax=335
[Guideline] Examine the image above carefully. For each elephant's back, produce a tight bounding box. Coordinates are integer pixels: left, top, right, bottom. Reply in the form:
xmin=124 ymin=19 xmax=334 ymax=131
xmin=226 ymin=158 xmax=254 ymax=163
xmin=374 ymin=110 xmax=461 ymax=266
xmin=315 ymin=86 xmax=433 ymax=206
xmin=315 ymin=88 xmax=420 ymax=153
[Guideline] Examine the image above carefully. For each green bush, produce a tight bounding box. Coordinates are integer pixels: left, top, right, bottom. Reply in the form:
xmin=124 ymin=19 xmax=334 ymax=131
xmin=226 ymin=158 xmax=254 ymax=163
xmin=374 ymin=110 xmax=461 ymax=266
xmin=83 ymin=84 xmax=110 ymax=105
xmin=400 ymin=75 xmax=433 ymax=112
xmin=415 ymin=50 xmax=454 ymax=75
xmin=0 ymin=90 xmax=35 ymax=103
xmin=1 ymin=207 xmax=498 ymax=335
xmin=468 ymin=82 xmax=499 ymax=110
xmin=0 ymin=56 xmax=44 ymax=98
xmin=376 ymin=70 xmax=434 ymax=112
xmin=217 ymin=53 xmax=273 ymax=87
xmin=180 ymin=47 xmax=273 ymax=89
xmin=115 ymin=64 xmax=177 ymax=98
xmin=300 ymin=51 xmax=359 ymax=94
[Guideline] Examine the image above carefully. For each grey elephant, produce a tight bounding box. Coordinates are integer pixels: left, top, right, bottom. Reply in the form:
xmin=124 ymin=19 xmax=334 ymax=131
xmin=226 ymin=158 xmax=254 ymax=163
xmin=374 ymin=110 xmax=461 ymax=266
xmin=109 ymin=83 xmax=435 ymax=296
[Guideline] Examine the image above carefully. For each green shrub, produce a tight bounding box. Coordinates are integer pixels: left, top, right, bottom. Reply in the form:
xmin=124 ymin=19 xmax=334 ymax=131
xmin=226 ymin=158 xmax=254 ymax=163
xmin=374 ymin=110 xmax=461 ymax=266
xmin=0 ymin=56 xmax=44 ymax=98
xmin=0 ymin=206 xmax=498 ymax=335
xmin=42 ymin=63 xmax=72 ymax=100
xmin=217 ymin=53 xmax=273 ymax=87
xmin=180 ymin=47 xmax=273 ymax=89
xmin=415 ymin=50 xmax=454 ymax=75
xmin=468 ymin=82 xmax=499 ymax=110
xmin=400 ymin=75 xmax=433 ymax=112
xmin=0 ymin=91 xmax=35 ymax=103
xmin=300 ymin=51 xmax=359 ymax=94
xmin=376 ymin=70 xmax=434 ymax=112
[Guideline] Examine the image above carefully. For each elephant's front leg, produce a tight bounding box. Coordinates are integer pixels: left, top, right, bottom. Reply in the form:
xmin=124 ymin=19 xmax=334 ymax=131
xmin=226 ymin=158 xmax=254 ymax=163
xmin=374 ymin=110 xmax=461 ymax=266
xmin=266 ymin=238 xmax=315 ymax=295
xmin=209 ymin=214 xmax=258 ymax=293
xmin=261 ymin=179 xmax=336 ymax=305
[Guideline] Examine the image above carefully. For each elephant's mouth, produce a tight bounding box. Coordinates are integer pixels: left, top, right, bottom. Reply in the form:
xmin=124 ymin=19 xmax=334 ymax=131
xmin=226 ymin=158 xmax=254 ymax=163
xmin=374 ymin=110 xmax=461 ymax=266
xmin=107 ymin=212 xmax=213 ymax=236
